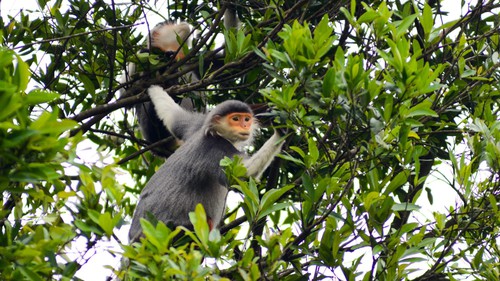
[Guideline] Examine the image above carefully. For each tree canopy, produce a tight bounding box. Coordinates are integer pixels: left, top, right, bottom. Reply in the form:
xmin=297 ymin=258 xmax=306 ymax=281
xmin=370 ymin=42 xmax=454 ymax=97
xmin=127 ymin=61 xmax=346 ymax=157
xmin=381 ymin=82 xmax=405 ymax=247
xmin=1 ymin=0 xmax=499 ymax=280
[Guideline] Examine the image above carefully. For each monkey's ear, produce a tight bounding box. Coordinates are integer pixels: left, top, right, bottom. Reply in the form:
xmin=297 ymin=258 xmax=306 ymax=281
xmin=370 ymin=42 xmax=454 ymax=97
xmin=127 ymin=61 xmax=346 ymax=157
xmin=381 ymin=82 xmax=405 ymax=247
xmin=212 ymin=115 xmax=222 ymax=123
xmin=205 ymin=115 xmax=222 ymax=136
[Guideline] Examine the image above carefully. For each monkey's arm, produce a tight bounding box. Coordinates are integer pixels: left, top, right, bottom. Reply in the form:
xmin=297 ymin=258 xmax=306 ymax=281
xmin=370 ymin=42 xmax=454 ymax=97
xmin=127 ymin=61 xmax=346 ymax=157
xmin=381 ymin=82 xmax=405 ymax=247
xmin=243 ymin=132 xmax=284 ymax=179
xmin=148 ymin=85 xmax=184 ymax=132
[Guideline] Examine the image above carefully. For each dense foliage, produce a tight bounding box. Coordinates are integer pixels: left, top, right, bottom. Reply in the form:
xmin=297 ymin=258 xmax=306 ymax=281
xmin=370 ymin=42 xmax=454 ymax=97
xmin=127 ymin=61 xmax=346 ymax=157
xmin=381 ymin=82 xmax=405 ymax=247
xmin=1 ymin=0 xmax=499 ymax=280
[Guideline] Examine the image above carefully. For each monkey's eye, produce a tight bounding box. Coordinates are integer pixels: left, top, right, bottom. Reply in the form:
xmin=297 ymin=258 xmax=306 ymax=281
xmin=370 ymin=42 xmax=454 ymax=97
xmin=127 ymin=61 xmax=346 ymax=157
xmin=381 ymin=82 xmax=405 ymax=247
xmin=231 ymin=116 xmax=240 ymax=122
xmin=244 ymin=116 xmax=251 ymax=122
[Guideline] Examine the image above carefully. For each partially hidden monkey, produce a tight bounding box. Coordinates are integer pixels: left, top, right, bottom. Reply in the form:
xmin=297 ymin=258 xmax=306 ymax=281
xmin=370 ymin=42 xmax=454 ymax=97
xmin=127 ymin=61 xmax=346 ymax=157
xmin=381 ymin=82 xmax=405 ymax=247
xmin=123 ymin=21 xmax=199 ymax=155
xmin=128 ymin=85 xmax=285 ymax=242
xmin=124 ymin=8 xmax=240 ymax=156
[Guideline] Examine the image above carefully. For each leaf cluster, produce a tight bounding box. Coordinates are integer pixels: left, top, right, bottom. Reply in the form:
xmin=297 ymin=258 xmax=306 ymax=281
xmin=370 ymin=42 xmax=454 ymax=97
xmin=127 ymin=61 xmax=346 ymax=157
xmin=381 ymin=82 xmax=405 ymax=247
xmin=1 ymin=0 xmax=500 ymax=280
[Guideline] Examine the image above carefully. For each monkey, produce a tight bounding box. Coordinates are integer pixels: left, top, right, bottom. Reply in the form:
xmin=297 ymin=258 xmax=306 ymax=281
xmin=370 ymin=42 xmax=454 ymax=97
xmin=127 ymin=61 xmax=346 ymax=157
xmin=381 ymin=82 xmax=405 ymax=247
xmin=120 ymin=21 xmax=200 ymax=156
xmin=128 ymin=85 xmax=285 ymax=242
xmin=120 ymin=7 xmax=241 ymax=156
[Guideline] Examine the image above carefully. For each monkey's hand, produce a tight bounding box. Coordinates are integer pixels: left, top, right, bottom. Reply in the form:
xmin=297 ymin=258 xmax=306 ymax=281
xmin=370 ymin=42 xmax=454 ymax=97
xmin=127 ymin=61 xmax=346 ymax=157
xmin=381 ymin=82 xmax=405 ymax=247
xmin=255 ymin=109 xmax=289 ymax=138
xmin=273 ymin=125 xmax=288 ymax=139
xmin=273 ymin=110 xmax=289 ymax=137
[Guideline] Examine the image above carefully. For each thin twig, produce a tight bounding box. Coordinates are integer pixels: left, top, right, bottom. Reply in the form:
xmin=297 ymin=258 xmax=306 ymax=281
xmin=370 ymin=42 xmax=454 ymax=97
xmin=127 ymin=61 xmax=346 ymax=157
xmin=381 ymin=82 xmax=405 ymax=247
xmin=13 ymin=23 xmax=144 ymax=50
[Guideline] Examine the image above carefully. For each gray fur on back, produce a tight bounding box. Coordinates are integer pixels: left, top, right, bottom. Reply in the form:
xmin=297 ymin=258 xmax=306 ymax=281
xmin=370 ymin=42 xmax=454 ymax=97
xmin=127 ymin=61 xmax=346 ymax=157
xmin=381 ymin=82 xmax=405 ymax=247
xmin=128 ymin=130 xmax=240 ymax=242
xmin=170 ymin=111 xmax=205 ymax=141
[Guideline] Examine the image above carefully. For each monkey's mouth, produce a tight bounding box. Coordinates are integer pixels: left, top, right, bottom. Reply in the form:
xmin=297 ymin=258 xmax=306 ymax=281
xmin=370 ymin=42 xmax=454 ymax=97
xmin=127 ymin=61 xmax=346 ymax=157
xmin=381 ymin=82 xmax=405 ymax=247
xmin=239 ymin=132 xmax=250 ymax=138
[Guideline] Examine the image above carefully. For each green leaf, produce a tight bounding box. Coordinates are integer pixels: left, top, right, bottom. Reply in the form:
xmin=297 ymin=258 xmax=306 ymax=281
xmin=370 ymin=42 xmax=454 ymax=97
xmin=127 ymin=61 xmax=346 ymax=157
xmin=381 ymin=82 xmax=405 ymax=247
xmin=258 ymin=184 xmax=293 ymax=220
xmin=139 ymin=219 xmax=179 ymax=252
xmin=37 ymin=0 xmax=48 ymax=7
xmin=237 ymin=179 xmax=260 ymax=221
xmin=289 ymin=146 xmax=306 ymax=159
xmin=221 ymin=155 xmax=247 ymax=179
xmin=140 ymin=219 xmax=161 ymax=247
xmin=364 ymin=191 xmax=380 ymax=210
xmin=434 ymin=212 xmax=446 ymax=231
xmin=13 ymin=54 xmax=30 ymax=92
xmin=80 ymin=74 xmax=96 ymax=95
xmin=0 ymin=89 xmax=22 ymax=121
xmin=405 ymin=101 xmax=438 ymax=118
xmin=313 ymin=15 xmax=335 ymax=59
xmin=425 ymin=187 xmax=433 ymax=205
xmin=334 ymin=47 xmax=346 ymax=67
xmin=189 ymin=204 xmax=210 ymax=248
xmin=97 ymin=212 xmax=115 ymax=236
xmin=307 ymin=136 xmax=319 ymax=166
xmin=88 ymin=210 xmax=100 ymax=224
xmin=74 ymin=219 xmax=103 ymax=235
xmin=383 ymin=94 xmax=394 ymax=122
xmin=278 ymin=152 xmax=305 ymax=166
xmin=421 ymin=3 xmax=433 ymax=40
xmin=358 ymin=9 xmax=378 ymax=24
xmin=472 ymin=247 xmax=485 ymax=270
xmin=339 ymin=7 xmax=356 ymax=27
xmin=74 ymin=220 xmax=91 ymax=232
xmin=399 ymin=222 xmax=419 ymax=235
xmin=488 ymin=194 xmax=498 ymax=213
xmin=258 ymin=202 xmax=290 ymax=221
xmin=386 ymin=38 xmax=402 ymax=71
xmin=24 ymin=89 xmax=60 ymax=105
xmin=367 ymin=164 xmax=380 ymax=191
xmin=395 ymin=14 xmax=418 ymax=38
xmin=19 ymin=266 xmax=44 ymax=281
xmin=322 ymin=67 xmax=336 ymax=97
xmin=30 ymin=112 xmax=77 ymax=134
xmin=392 ymin=203 xmax=421 ymax=212
xmin=384 ymin=170 xmax=409 ymax=194
xmin=313 ymin=15 xmax=333 ymax=44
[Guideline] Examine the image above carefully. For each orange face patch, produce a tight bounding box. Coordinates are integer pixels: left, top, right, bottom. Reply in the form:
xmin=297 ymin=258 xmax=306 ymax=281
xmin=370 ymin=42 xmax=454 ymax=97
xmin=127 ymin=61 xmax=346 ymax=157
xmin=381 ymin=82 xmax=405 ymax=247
xmin=226 ymin=112 xmax=253 ymax=130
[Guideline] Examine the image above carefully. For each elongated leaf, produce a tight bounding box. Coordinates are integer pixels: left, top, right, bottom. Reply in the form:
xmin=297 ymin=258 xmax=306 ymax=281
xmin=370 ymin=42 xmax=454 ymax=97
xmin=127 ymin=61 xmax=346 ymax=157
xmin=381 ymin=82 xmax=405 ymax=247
xmin=308 ymin=136 xmax=319 ymax=166
xmin=322 ymin=67 xmax=336 ymax=97
xmin=384 ymin=170 xmax=409 ymax=194
xmin=25 ymin=89 xmax=60 ymax=105
xmin=392 ymin=203 xmax=421 ymax=212
xmin=189 ymin=204 xmax=210 ymax=248
xmin=13 ymin=54 xmax=30 ymax=92
xmin=258 ymin=202 xmax=290 ymax=221
xmin=406 ymin=101 xmax=438 ymax=118
xmin=396 ymin=14 xmax=418 ymax=38
xmin=421 ymin=3 xmax=433 ymax=39
xmin=260 ymin=184 xmax=294 ymax=214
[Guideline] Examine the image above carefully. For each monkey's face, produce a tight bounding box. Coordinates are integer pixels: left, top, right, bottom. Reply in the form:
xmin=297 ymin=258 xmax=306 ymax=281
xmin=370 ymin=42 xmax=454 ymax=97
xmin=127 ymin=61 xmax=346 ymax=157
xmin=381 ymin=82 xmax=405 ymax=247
xmin=213 ymin=112 xmax=254 ymax=143
xmin=226 ymin=112 xmax=253 ymax=140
